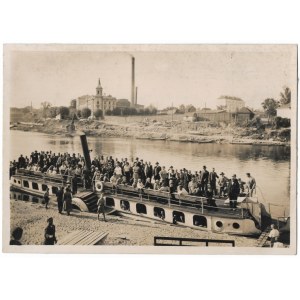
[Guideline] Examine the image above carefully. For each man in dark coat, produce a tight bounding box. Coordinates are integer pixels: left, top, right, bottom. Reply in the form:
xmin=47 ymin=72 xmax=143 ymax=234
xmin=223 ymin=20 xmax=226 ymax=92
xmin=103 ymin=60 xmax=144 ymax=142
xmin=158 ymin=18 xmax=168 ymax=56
xmin=228 ymin=174 xmax=240 ymax=209
xmin=44 ymin=217 xmax=57 ymax=245
xmin=199 ymin=165 xmax=209 ymax=196
xmin=209 ymin=167 xmax=219 ymax=196
xmin=63 ymin=187 xmax=73 ymax=216
xmin=56 ymin=186 xmax=64 ymax=214
xmin=154 ymin=162 xmax=161 ymax=181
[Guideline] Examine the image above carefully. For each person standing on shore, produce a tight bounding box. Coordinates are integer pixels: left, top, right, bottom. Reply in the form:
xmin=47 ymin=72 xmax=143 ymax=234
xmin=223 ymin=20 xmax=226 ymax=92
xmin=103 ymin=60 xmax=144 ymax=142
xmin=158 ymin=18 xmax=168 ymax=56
xmin=268 ymin=224 xmax=280 ymax=247
xmin=44 ymin=188 xmax=50 ymax=209
xmin=63 ymin=187 xmax=73 ymax=216
xmin=10 ymin=227 xmax=23 ymax=245
xmin=44 ymin=217 xmax=57 ymax=245
xmin=56 ymin=186 xmax=64 ymax=214
xmin=97 ymin=193 xmax=106 ymax=222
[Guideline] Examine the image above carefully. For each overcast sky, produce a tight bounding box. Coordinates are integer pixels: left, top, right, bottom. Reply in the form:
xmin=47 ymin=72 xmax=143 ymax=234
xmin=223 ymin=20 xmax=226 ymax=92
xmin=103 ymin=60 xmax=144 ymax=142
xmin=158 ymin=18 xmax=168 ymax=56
xmin=5 ymin=45 xmax=297 ymax=110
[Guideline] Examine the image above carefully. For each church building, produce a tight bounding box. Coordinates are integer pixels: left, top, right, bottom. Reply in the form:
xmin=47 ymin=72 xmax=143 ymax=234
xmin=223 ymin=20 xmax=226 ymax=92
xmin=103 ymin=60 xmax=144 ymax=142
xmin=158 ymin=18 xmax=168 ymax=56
xmin=76 ymin=79 xmax=117 ymax=115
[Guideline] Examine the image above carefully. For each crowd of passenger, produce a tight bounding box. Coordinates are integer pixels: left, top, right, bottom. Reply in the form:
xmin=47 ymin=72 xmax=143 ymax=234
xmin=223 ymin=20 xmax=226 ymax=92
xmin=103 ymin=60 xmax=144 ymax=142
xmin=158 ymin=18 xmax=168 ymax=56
xmin=10 ymin=150 xmax=257 ymax=208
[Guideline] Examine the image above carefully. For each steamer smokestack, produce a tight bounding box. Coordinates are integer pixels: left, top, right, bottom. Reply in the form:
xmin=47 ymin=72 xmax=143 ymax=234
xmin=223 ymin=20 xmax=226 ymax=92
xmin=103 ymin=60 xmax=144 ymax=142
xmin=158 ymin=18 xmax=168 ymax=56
xmin=135 ymin=86 xmax=138 ymax=105
xmin=131 ymin=56 xmax=135 ymax=106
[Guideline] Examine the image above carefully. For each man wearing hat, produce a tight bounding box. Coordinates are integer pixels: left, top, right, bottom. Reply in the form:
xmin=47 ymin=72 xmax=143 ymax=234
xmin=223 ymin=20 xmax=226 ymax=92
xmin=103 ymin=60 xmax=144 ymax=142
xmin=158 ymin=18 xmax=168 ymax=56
xmin=218 ymin=172 xmax=228 ymax=197
xmin=209 ymin=167 xmax=219 ymax=197
xmin=199 ymin=165 xmax=209 ymax=196
xmin=228 ymin=174 xmax=240 ymax=209
xmin=154 ymin=162 xmax=161 ymax=181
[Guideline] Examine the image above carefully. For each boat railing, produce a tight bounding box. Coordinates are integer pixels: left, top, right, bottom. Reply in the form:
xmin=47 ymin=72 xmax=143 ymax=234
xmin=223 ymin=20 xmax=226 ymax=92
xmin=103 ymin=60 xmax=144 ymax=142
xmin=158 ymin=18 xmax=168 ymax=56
xmin=103 ymin=183 xmax=246 ymax=218
xmin=15 ymin=169 xmax=78 ymax=186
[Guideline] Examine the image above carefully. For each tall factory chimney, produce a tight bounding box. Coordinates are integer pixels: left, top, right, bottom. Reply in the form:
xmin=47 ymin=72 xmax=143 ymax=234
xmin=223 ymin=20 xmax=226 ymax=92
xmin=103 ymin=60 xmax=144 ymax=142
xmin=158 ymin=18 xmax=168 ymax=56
xmin=135 ymin=86 xmax=138 ymax=105
xmin=131 ymin=56 xmax=135 ymax=106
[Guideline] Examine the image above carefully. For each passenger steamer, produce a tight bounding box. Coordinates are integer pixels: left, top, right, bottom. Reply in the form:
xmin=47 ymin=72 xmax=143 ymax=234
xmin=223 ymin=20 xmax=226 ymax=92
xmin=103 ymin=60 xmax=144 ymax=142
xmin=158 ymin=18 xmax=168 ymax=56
xmin=10 ymin=134 xmax=271 ymax=237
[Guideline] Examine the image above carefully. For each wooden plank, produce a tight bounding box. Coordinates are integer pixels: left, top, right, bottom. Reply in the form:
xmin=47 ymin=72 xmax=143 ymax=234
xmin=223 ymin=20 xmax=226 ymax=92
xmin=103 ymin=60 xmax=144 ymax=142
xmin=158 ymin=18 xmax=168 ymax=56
xmin=76 ymin=231 xmax=102 ymax=245
xmin=58 ymin=230 xmax=81 ymax=245
xmin=93 ymin=233 xmax=109 ymax=245
xmin=82 ymin=232 xmax=108 ymax=245
xmin=59 ymin=230 xmax=86 ymax=245
xmin=63 ymin=230 xmax=91 ymax=245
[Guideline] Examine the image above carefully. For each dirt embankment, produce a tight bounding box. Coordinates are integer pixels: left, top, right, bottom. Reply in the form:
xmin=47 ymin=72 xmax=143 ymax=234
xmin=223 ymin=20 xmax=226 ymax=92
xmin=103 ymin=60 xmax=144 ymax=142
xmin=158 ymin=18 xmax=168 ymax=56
xmin=10 ymin=200 xmax=257 ymax=246
xmin=11 ymin=118 xmax=290 ymax=146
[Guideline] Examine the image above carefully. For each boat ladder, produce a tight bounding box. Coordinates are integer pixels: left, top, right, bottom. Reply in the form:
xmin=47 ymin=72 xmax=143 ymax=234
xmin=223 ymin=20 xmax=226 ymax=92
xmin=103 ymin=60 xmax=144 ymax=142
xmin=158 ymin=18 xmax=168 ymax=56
xmin=256 ymin=227 xmax=271 ymax=247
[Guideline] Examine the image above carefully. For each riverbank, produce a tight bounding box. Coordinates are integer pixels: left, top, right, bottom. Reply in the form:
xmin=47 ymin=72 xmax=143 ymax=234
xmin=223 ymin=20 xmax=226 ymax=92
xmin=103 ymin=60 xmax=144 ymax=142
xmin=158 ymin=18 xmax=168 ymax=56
xmin=10 ymin=118 xmax=290 ymax=146
xmin=10 ymin=200 xmax=258 ymax=246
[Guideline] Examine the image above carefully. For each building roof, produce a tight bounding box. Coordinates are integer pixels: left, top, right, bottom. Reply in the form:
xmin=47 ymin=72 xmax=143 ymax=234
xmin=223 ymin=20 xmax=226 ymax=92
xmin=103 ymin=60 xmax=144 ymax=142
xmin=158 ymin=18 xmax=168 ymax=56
xmin=236 ymin=107 xmax=254 ymax=114
xmin=198 ymin=109 xmax=227 ymax=114
xmin=218 ymin=95 xmax=244 ymax=102
xmin=116 ymin=99 xmax=130 ymax=105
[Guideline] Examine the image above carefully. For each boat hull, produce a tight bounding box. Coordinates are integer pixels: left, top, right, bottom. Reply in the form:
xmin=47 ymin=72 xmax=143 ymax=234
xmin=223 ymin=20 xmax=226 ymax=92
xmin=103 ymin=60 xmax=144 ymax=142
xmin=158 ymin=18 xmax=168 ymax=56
xmin=102 ymin=194 xmax=261 ymax=236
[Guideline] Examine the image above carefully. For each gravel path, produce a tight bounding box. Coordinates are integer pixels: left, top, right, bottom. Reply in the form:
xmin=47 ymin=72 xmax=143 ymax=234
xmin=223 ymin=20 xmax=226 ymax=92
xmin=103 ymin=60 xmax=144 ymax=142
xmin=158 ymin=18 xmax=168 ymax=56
xmin=10 ymin=200 xmax=258 ymax=247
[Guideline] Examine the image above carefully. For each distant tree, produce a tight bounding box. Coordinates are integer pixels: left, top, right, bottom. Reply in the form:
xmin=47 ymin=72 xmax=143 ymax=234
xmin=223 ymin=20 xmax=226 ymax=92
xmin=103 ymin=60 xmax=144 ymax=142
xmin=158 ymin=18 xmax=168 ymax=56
xmin=130 ymin=108 xmax=137 ymax=115
xmin=94 ymin=109 xmax=103 ymax=119
xmin=70 ymin=99 xmax=77 ymax=109
xmin=186 ymin=104 xmax=196 ymax=112
xmin=179 ymin=104 xmax=186 ymax=113
xmin=76 ymin=110 xmax=82 ymax=118
xmin=112 ymin=107 xmax=121 ymax=116
xmin=58 ymin=106 xmax=70 ymax=119
xmin=48 ymin=107 xmax=58 ymax=118
xmin=81 ymin=107 xmax=92 ymax=119
xmin=106 ymin=110 xmax=112 ymax=116
xmin=40 ymin=101 xmax=51 ymax=119
xmin=146 ymin=104 xmax=158 ymax=114
xmin=151 ymin=108 xmax=157 ymax=115
xmin=279 ymin=86 xmax=291 ymax=105
xmin=261 ymin=98 xmax=280 ymax=122
xmin=144 ymin=108 xmax=150 ymax=115
xmin=23 ymin=107 xmax=31 ymax=114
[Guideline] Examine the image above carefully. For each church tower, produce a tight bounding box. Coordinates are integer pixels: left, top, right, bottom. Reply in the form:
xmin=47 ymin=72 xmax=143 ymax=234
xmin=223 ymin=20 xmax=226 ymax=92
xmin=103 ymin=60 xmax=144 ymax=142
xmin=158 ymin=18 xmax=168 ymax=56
xmin=95 ymin=78 xmax=103 ymax=111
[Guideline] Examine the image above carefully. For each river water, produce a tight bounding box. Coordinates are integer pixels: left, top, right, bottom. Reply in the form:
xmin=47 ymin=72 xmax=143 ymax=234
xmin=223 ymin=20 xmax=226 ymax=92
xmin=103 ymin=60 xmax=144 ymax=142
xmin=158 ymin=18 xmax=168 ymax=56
xmin=10 ymin=130 xmax=290 ymax=217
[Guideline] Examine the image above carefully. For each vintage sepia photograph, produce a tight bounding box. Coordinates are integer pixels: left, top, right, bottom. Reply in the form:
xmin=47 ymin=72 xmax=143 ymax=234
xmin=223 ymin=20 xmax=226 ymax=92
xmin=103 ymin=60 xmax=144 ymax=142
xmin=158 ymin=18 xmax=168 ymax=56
xmin=2 ymin=44 xmax=297 ymax=254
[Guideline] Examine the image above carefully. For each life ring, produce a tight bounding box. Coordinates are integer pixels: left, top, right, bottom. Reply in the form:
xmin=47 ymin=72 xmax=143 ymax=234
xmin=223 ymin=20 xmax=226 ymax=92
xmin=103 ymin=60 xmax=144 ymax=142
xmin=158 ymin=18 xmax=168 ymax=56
xmin=95 ymin=181 xmax=104 ymax=192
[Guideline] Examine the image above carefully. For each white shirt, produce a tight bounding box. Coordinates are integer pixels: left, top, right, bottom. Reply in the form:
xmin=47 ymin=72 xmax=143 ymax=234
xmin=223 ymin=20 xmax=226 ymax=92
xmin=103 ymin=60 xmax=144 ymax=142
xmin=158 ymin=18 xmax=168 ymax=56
xmin=269 ymin=229 xmax=280 ymax=239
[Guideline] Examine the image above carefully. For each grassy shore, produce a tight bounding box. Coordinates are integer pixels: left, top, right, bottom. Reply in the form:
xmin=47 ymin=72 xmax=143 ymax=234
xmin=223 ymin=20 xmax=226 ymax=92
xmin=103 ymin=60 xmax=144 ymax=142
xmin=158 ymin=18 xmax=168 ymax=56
xmin=10 ymin=200 xmax=258 ymax=247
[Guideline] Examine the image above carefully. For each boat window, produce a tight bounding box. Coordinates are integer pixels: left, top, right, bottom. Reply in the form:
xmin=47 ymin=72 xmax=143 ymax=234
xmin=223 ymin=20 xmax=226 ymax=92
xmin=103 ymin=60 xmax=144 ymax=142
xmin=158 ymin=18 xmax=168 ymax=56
xmin=52 ymin=187 xmax=58 ymax=194
xmin=120 ymin=200 xmax=130 ymax=211
xmin=106 ymin=197 xmax=115 ymax=207
xmin=173 ymin=211 xmax=185 ymax=223
xmin=232 ymin=222 xmax=240 ymax=229
xmin=14 ymin=179 xmax=17 ymax=183
xmin=154 ymin=207 xmax=165 ymax=220
xmin=23 ymin=194 xmax=29 ymax=201
xmin=23 ymin=180 xmax=29 ymax=188
xmin=193 ymin=215 xmax=207 ymax=228
xmin=13 ymin=194 xmax=16 ymax=199
xmin=136 ymin=203 xmax=147 ymax=214
xmin=216 ymin=221 xmax=223 ymax=228
xmin=32 ymin=182 xmax=39 ymax=190
xmin=42 ymin=184 xmax=48 ymax=191
xmin=18 ymin=181 xmax=21 ymax=184
xmin=32 ymin=197 xmax=39 ymax=203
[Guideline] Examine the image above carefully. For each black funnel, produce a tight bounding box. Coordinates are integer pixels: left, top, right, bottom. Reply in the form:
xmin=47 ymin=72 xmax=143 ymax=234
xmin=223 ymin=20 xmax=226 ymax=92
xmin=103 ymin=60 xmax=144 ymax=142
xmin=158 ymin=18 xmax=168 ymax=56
xmin=80 ymin=134 xmax=92 ymax=170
